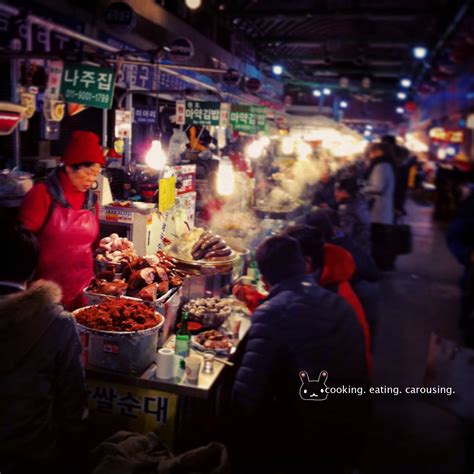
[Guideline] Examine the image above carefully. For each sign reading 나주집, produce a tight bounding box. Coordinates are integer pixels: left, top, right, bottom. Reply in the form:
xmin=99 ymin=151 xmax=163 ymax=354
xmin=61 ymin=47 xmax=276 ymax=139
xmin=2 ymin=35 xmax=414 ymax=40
xmin=60 ymin=64 xmax=116 ymax=109
xmin=184 ymin=101 xmax=221 ymax=126
xmin=229 ymin=104 xmax=267 ymax=134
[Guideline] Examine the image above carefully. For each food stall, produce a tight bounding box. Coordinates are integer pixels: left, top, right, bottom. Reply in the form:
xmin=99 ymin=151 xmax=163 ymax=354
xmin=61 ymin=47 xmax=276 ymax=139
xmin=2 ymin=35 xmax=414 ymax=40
xmin=75 ymin=225 xmax=254 ymax=452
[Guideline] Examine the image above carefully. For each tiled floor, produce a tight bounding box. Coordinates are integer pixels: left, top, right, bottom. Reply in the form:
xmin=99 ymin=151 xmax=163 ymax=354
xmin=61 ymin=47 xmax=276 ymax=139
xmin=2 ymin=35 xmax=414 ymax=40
xmin=361 ymin=200 xmax=468 ymax=474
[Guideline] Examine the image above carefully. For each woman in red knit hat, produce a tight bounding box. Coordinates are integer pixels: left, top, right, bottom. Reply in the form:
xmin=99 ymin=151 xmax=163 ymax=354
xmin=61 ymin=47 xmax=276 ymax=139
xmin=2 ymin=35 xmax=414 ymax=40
xmin=18 ymin=131 xmax=105 ymax=310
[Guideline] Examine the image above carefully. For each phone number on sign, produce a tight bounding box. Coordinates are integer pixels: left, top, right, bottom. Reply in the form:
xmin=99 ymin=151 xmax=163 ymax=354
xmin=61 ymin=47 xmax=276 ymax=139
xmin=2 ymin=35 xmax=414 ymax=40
xmin=65 ymin=90 xmax=110 ymax=104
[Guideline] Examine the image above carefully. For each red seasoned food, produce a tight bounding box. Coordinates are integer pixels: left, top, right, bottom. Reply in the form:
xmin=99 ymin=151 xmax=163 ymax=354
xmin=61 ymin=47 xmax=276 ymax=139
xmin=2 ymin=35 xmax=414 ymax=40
xmin=75 ymin=299 xmax=161 ymax=332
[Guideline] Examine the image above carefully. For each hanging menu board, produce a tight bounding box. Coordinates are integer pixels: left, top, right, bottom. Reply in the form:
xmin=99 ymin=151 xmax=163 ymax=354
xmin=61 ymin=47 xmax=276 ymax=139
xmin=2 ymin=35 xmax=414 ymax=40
xmin=60 ymin=64 xmax=116 ymax=109
xmin=229 ymin=104 xmax=267 ymax=134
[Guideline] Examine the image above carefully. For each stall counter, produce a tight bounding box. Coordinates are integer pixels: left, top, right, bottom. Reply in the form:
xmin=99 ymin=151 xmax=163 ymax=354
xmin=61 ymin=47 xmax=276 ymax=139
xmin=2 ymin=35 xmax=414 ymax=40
xmin=84 ymin=314 xmax=251 ymax=451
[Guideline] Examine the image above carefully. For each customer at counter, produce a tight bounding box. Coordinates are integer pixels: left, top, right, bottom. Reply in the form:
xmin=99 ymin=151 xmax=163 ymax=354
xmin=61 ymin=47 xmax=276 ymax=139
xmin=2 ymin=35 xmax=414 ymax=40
xmin=0 ymin=224 xmax=87 ymax=473
xmin=18 ymin=131 xmax=105 ymax=310
xmin=231 ymin=236 xmax=370 ymax=473
xmin=304 ymin=208 xmax=381 ymax=338
xmin=284 ymin=225 xmax=372 ymax=373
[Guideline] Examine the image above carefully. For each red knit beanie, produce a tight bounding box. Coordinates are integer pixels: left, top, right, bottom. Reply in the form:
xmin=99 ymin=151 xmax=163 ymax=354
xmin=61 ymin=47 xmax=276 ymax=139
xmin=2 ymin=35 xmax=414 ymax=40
xmin=62 ymin=131 xmax=105 ymax=166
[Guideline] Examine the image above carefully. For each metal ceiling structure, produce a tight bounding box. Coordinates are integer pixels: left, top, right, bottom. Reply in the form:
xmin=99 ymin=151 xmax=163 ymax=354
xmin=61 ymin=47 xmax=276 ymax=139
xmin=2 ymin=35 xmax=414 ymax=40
xmin=192 ymin=0 xmax=474 ymax=125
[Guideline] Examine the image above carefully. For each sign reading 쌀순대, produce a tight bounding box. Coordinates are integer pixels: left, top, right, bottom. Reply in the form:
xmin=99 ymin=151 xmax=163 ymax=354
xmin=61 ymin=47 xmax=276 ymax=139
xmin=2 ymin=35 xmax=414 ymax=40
xmin=87 ymin=380 xmax=178 ymax=448
xmin=229 ymin=104 xmax=267 ymax=134
xmin=60 ymin=64 xmax=116 ymax=109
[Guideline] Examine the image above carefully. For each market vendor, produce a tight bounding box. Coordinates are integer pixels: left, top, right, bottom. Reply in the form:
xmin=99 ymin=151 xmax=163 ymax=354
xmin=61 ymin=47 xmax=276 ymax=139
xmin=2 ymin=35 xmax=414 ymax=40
xmin=18 ymin=130 xmax=105 ymax=310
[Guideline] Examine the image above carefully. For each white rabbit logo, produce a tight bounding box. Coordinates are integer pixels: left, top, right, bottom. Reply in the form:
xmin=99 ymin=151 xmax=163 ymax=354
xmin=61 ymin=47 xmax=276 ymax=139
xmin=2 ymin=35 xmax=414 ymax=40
xmin=299 ymin=370 xmax=329 ymax=401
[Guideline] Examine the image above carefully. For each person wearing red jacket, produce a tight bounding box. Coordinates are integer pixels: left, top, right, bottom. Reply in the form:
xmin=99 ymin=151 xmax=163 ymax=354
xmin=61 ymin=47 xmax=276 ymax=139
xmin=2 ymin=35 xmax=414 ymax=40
xmin=18 ymin=131 xmax=105 ymax=310
xmin=284 ymin=225 xmax=372 ymax=373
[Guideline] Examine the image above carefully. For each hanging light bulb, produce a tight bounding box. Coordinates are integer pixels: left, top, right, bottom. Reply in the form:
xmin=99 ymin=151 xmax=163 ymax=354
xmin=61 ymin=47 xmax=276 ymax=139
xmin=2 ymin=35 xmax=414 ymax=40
xmin=216 ymin=157 xmax=234 ymax=196
xmin=296 ymin=141 xmax=312 ymax=160
xmin=259 ymin=136 xmax=271 ymax=147
xmin=281 ymin=136 xmax=294 ymax=155
xmin=185 ymin=0 xmax=202 ymax=9
xmin=145 ymin=139 xmax=167 ymax=170
xmin=247 ymin=140 xmax=264 ymax=159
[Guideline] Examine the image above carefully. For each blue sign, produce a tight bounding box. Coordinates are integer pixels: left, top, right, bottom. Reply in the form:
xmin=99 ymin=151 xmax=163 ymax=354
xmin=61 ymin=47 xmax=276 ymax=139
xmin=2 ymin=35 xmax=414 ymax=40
xmin=134 ymin=106 xmax=158 ymax=124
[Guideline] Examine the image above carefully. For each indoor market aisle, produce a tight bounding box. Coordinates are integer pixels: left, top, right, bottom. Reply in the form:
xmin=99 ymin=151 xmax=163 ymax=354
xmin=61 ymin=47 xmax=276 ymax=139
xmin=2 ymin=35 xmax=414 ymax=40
xmin=362 ymin=199 xmax=468 ymax=474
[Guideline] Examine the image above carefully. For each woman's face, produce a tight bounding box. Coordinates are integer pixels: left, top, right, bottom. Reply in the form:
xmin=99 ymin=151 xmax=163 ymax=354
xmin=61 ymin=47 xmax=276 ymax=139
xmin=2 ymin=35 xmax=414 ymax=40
xmin=66 ymin=164 xmax=102 ymax=192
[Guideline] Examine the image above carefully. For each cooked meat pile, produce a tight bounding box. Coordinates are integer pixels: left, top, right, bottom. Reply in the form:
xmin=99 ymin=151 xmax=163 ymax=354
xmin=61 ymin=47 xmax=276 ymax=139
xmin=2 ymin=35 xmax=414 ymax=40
xmin=75 ymin=299 xmax=161 ymax=332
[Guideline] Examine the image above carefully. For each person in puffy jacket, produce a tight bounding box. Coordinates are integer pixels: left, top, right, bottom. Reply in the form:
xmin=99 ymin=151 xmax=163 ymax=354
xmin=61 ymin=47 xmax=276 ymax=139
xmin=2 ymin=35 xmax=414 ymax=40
xmin=0 ymin=224 xmax=87 ymax=474
xmin=232 ymin=236 xmax=370 ymax=473
xmin=446 ymin=189 xmax=474 ymax=346
xmin=284 ymin=225 xmax=372 ymax=373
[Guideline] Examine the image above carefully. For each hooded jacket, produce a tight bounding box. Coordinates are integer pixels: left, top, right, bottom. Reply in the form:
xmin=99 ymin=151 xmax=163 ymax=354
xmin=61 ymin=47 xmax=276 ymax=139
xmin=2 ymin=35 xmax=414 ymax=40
xmin=319 ymin=243 xmax=372 ymax=372
xmin=0 ymin=280 xmax=86 ymax=464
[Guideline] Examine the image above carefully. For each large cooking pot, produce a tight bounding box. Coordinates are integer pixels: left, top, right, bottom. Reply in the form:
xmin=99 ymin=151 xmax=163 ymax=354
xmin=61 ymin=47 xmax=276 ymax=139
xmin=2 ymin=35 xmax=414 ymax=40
xmin=73 ymin=306 xmax=164 ymax=375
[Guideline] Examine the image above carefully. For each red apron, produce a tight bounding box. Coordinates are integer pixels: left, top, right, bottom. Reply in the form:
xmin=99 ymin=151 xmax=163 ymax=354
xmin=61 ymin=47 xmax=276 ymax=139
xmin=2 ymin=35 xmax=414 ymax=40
xmin=36 ymin=205 xmax=97 ymax=311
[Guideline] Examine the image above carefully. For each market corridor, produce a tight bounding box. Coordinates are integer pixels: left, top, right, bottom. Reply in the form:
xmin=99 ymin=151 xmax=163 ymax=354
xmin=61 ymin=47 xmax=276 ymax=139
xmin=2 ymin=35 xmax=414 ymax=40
xmin=361 ymin=199 xmax=467 ymax=473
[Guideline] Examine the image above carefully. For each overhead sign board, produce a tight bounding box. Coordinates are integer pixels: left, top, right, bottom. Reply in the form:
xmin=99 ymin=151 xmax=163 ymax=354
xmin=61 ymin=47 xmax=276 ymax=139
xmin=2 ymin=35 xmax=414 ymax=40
xmin=60 ymin=64 xmax=116 ymax=109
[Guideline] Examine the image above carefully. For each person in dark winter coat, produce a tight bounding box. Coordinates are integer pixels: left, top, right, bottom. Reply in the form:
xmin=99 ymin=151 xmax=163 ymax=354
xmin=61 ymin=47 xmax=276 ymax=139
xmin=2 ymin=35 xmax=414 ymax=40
xmin=284 ymin=225 xmax=372 ymax=373
xmin=446 ymin=188 xmax=474 ymax=346
xmin=0 ymin=224 xmax=87 ymax=474
xmin=312 ymin=164 xmax=337 ymax=209
xmin=335 ymin=177 xmax=372 ymax=254
xmin=305 ymin=208 xmax=380 ymax=283
xmin=362 ymin=142 xmax=396 ymax=270
xmin=303 ymin=208 xmax=381 ymax=338
xmin=232 ymin=236 xmax=370 ymax=473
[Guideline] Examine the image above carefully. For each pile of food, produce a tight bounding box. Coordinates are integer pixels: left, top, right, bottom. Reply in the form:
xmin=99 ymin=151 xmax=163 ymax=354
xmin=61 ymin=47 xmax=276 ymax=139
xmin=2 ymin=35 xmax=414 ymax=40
xmin=95 ymin=234 xmax=137 ymax=269
xmin=74 ymin=299 xmax=161 ymax=332
xmin=88 ymin=251 xmax=184 ymax=303
xmin=170 ymin=228 xmax=233 ymax=262
xmin=183 ymin=297 xmax=232 ymax=328
xmin=194 ymin=329 xmax=233 ymax=352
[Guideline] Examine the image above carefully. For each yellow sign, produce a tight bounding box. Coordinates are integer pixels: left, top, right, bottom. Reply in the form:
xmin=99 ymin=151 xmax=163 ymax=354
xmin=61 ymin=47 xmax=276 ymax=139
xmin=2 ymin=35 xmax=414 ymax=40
xmin=159 ymin=176 xmax=176 ymax=212
xmin=86 ymin=379 xmax=178 ymax=448
xmin=21 ymin=92 xmax=36 ymax=119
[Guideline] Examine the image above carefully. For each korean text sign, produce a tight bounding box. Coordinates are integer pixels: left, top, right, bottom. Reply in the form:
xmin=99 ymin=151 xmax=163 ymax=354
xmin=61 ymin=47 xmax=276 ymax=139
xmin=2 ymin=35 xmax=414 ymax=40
xmin=61 ymin=63 xmax=116 ymax=109
xmin=87 ymin=380 xmax=177 ymax=448
xmin=184 ymin=101 xmax=221 ymax=126
xmin=229 ymin=104 xmax=267 ymax=134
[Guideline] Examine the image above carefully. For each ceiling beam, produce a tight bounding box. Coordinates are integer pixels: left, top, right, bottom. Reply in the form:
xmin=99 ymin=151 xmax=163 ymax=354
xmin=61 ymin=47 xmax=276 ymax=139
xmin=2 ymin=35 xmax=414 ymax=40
xmin=258 ymin=40 xmax=412 ymax=49
xmin=236 ymin=8 xmax=433 ymax=21
xmin=292 ymin=58 xmax=406 ymax=66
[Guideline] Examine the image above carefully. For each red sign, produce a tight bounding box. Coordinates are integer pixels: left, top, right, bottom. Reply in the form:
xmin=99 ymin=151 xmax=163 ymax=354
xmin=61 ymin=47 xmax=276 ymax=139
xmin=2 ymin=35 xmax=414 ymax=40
xmin=0 ymin=112 xmax=21 ymax=135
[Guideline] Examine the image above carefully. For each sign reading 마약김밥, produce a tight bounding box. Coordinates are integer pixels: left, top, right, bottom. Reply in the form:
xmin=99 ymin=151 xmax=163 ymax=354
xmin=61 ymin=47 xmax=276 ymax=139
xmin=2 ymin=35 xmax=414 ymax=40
xmin=184 ymin=101 xmax=221 ymax=126
xmin=229 ymin=104 xmax=267 ymax=133
xmin=60 ymin=64 xmax=115 ymax=109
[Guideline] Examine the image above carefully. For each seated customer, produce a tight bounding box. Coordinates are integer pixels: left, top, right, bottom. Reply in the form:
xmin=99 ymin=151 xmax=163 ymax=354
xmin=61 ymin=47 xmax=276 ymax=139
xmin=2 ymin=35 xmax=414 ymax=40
xmin=305 ymin=207 xmax=381 ymax=337
xmin=232 ymin=236 xmax=370 ymax=473
xmin=284 ymin=225 xmax=372 ymax=373
xmin=334 ymin=176 xmax=372 ymax=254
xmin=0 ymin=224 xmax=87 ymax=473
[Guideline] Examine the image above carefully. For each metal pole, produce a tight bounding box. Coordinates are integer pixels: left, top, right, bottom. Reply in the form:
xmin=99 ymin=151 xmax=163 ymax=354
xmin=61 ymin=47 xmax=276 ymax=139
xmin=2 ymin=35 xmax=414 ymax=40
xmin=102 ymin=109 xmax=108 ymax=148
xmin=11 ymin=59 xmax=20 ymax=169
xmin=124 ymin=94 xmax=132 ymax=166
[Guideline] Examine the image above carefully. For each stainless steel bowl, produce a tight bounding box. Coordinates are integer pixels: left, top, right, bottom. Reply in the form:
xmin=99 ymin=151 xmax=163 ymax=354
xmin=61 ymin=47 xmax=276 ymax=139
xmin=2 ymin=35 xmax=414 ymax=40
xmin=73 ymin=306 xmax=164 ymax=375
